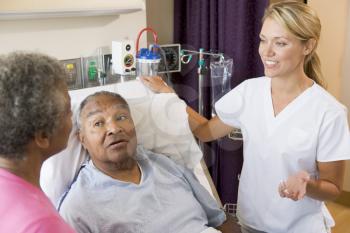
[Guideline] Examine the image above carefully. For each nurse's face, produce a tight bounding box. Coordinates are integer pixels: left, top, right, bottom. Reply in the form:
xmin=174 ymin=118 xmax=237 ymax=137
xmin=259 ymin=17 xmax=307 ymax=79
xmin=79 ymin=95 xmax=137 ymax=171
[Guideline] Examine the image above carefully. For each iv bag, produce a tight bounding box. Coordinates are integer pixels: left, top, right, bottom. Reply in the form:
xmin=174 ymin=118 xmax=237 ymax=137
xmin=210 ymin=57 xmax=233 ymax=116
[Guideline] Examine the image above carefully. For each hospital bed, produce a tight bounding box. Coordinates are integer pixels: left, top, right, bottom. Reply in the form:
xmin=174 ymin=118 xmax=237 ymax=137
xmin=40 ymin=79 xmax=240 ymax=232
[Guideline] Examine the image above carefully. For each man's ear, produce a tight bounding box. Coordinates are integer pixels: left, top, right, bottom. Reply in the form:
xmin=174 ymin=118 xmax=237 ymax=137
xmin=34 ymin=131 xmax=50 ymax=149
xmin=304 ymin=38 xmax=316 ymax=55
xmin=78 ymin=129 xmax=86 ymax=149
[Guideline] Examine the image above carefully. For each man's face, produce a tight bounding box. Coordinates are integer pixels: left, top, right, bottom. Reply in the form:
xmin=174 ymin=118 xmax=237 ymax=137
xmin=79 ymin=95 xmax=137 ymax=170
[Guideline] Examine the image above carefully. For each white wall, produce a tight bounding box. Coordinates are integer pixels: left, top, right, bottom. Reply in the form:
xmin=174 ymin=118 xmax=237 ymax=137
xmin=0 ymin=0 xmax=147 ymax=60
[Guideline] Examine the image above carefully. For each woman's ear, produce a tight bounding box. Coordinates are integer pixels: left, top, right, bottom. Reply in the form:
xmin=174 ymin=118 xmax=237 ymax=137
xmin=34 ymin=131 xmax=50 ymax=149
xmin=304 ymin=38 xmax=316 ymax=55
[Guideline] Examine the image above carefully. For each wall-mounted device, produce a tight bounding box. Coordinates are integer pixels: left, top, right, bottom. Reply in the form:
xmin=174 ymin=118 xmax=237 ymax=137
xmin=81 ymin=56 xmax=103 ymax=88
xmin=112 ymin=40 xmax=136 ymax=75
xmin=60 ymin=58 xmax=83 ymax=90
xmin=158 ymin=44 xmax=181 ymax=73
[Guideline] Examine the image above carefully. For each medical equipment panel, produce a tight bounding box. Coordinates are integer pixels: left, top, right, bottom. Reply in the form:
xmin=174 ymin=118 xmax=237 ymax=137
xmin=60 ymin=58 xmax=83 ymax=90
xmin=82 ymin=56 xmax=103 ymax=88
xmin=112 ymin=40 xmax=136 ymax=75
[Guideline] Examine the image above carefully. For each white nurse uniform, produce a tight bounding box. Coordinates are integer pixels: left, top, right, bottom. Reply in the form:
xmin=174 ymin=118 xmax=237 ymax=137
xmin=215 ymin=77 xmax=350 ymax=233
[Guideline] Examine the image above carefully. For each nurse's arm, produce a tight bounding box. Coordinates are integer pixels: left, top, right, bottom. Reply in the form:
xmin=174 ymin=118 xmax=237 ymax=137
xmin=140 ymin=76 xmax=234 ymax=142
xmin=186 ymin=107 xmax=234 ymax=142
xmin=306 ymin=160 xmax=345 ymax=201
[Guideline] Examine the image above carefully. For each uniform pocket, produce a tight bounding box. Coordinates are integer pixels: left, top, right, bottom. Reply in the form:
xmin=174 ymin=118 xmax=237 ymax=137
xmin=283 ymin=128 xmax=316 ymax=171
xmin=287 ymin=128 xmax=313 ymax=151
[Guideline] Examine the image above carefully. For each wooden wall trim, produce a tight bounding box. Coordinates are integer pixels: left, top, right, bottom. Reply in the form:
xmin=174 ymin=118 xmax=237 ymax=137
xmin=335 ymin=191 xmax=350 ymax=207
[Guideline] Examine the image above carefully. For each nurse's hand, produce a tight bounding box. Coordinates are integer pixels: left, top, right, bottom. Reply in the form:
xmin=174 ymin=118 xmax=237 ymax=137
xmin=278 ymin=171 xmax=310 ymax=201
xmin=140 ymin=76 xmax=175 ymax=93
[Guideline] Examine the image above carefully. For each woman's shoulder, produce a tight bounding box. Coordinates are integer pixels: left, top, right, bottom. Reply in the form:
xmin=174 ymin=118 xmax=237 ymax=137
xmin=312 ymin=84 xmax=347 ymax=113
xmin=235 ymin=76 xmax=269 ymax=92
xmin=231 ymin=76 xmax=269 ymax=95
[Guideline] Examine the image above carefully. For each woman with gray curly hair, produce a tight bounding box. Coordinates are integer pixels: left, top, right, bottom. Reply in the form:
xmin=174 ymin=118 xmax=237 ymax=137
xmin=0 ymin=52 xmax=76 ymax=233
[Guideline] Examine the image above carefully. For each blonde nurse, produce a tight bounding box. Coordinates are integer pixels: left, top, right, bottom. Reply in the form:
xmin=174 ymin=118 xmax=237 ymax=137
xmin=141 ymin=1 xmax=350 ymax=232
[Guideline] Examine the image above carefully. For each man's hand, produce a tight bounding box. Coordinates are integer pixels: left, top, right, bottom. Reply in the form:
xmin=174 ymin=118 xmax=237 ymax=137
xmin=216 ymin=213 xmax=241 ymax=233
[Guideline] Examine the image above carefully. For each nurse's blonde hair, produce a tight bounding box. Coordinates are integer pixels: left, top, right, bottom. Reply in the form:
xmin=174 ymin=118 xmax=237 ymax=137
xmin=263 ymin=1 xmax=324 ymax=87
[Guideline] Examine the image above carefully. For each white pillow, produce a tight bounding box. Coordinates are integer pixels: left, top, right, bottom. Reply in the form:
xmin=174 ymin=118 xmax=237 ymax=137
xmin=40 ymin=80 xmax=202 ymax=205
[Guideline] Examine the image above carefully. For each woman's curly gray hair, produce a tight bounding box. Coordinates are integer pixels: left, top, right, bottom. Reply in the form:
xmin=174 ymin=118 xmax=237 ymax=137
xmin=0 ymin=51 xmax=68 ymax=159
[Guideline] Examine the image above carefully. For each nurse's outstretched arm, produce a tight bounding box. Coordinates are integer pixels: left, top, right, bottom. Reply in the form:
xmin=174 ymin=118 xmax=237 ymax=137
xmin=186 ymin=107 xmax=233 ymax=142
xmin=280 ymin=108 xmax=350 ymax=202
xmin=280 ymin=161 xmax=345 ymax=201
xmin=141 ymin=76 xmax=234 ymax=142
xmin=306 ymin=160 xmax=345 ymax=201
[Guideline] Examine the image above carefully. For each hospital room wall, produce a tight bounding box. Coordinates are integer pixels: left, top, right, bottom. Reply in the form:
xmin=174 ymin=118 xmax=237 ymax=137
xmin=145 ymin=0 xmax=174 ymax=44
xmin=0 ymin=1 xmax=147 ymax=60
xmin=308 ymin=0 xmax=350 ymax=194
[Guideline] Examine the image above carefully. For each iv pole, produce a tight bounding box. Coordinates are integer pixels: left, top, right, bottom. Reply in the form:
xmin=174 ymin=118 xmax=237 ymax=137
xmin=180 ymin=49 xmax=224 ymax=150
xmin=182 ymin=50 xmax=242 ymax=141
xmin=181 ymin=48 xmax=225 ymax=207
xmin=181 ymin=49 xmax=224 ymax=117
xmin=198 ymin=48 xmax=205 ymax=116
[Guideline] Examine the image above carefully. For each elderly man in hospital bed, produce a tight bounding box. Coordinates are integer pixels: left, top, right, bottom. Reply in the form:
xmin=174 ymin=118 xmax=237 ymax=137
xmin=56 ymin=90 xmax=236 ymax=233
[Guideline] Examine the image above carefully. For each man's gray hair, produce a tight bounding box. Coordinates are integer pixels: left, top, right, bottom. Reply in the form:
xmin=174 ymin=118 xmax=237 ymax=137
xmin=77 ymin=91 xmax=129 ymax=129
xmin=0 ymin=51 xmax=68 ymax=159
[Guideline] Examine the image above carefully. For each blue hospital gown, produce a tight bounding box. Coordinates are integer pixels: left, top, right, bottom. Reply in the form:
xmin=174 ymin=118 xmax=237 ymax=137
xmin=59 ymin=148 xmax=226 ymax=233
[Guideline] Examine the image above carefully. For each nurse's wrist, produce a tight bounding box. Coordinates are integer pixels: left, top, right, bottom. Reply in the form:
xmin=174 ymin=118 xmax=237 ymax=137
xmin=305 ymin=178 xmax=316 ymax=196
xmin=305 ymin=179 xmax=340 ymax=201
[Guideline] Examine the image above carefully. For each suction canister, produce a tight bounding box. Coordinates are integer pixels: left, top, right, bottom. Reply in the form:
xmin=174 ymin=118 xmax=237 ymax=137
xmin=136 ymin=47 xmax=160 ymax=77
xmin=135 ymin=27 xmax=160 ymax=77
